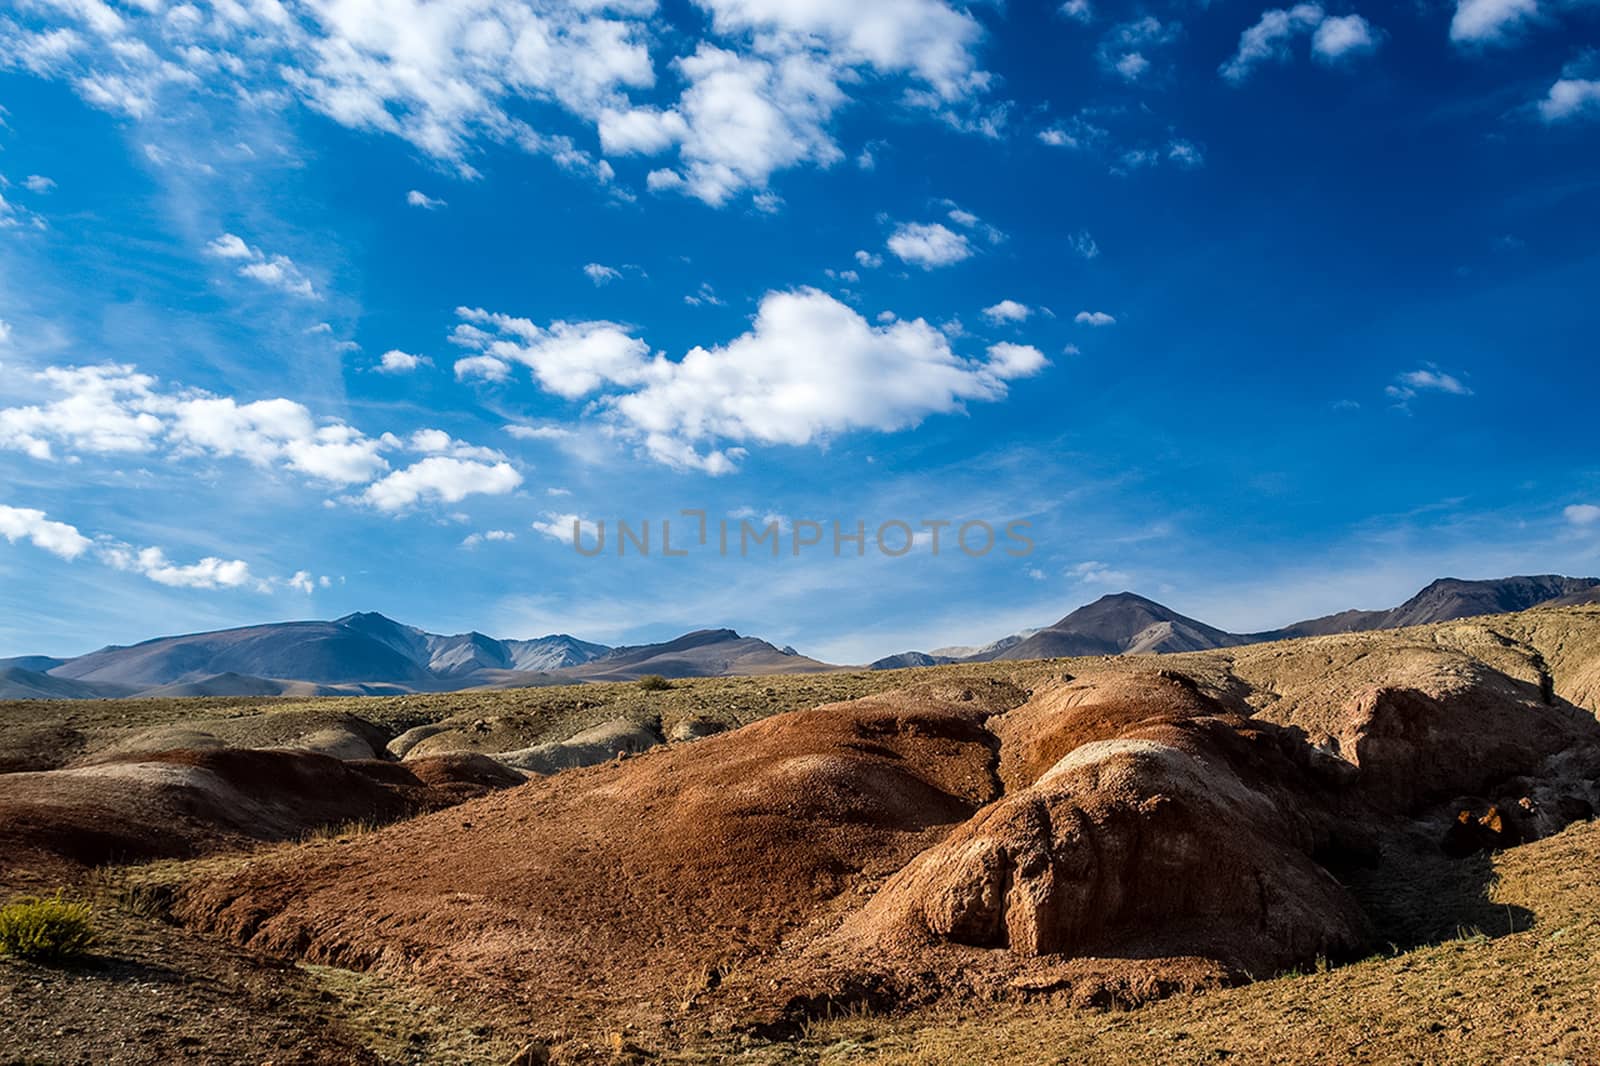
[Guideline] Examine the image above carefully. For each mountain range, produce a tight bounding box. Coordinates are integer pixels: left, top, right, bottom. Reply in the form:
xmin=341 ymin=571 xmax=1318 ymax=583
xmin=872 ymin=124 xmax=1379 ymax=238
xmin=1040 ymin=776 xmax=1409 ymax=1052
xmin=866 ymin=574 xmax=1600 ymax=667
xmin=3 ymin=575 xmax=1598 ymax=700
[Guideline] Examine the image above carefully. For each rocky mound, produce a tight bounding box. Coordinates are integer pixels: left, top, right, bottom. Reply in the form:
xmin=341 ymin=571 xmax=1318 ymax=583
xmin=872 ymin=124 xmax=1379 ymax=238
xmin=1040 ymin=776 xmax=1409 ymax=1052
xmin=0 ymin=747 xmax=516 ymax=874
xmin=842 ymin=674 xmax=1370 ymax=976
xmin=172 ymin=682 xmax=1026 ymax=1014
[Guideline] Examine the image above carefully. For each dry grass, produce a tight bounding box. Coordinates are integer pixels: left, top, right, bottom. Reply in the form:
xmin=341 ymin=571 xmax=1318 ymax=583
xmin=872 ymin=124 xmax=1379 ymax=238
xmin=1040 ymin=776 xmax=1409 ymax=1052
xmin=0 ymin=661 xmax=1064 ymax=770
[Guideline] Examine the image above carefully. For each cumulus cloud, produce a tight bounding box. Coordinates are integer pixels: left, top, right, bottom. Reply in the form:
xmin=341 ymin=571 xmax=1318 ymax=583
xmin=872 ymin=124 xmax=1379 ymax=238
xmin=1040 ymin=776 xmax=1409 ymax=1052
xmin=982 ymin=300 xmax=1031 ymax=324
xmin=584 ymin=262 xmax=623 ymax=285
xmin=1312 ymin=14 xmax=1378 ymax=60
xmin=406 ymin=189 xmax=446 ymax=210
xmin=0 ymin=505 xmax=93 ymax=559
xmin=362 ymin=456 xmax=523 ymax=511
xmin=1449 ymin=0 xmax=1539 ymax=45
xmin=23 ymin=175 xmax=56 ymax=193
xmin=0 ymin=503 xmax=327 ymax=592
xmin=123 ymin=547 xmax=254 ymax=589
xmin=206 ymin=233 xmax=318 ymax=298
xmin=1565 ymin=504 xmax=1600 ymax=527
xmin=452 ymin=308 xmax=651 ymax=397
xmin=887 ymin=221 xmax=973 ymax=269
xmin=1 ymin=0 xmax=992 ymax=207
xmin=378 ymin=349 xmax=429 ymax=373
xmin=1222 ymin=4 xmax=1378 ymax=83
xmin=1540 ymin=78 xmax=1600 ymax=122
xmin=1538 ymin=57 xmax=1600 ymax=122
xmin=1075 ymin=310 xmax=1116 ymax=326
xmin=985 ymin=342 xmax=1048 ymax=378
xmin=454 ymin=288 xmax=1047 ymax=473
xmin=0 ymin=362 xmax=518 ymax=510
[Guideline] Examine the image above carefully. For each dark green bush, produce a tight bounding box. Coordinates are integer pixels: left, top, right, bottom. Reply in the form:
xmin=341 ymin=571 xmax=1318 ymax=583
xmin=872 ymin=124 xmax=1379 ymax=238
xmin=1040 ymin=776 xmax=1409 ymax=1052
xmin=636 ymin=674 xmax=673 ymax=692
xmin=0 ymin=893 xmax=94 ymax=962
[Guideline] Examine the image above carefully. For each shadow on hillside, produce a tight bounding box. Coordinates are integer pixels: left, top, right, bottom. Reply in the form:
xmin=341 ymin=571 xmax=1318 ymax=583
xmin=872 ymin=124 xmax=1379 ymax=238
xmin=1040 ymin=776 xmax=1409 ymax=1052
xmin=1339 ymin=836 xmax=1535 ymax=950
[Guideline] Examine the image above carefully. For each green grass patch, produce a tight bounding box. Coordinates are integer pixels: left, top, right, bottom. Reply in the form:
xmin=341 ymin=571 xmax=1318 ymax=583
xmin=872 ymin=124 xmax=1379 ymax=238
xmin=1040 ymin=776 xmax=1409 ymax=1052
xmin=0 ymin=892 xmax=95 ymax=962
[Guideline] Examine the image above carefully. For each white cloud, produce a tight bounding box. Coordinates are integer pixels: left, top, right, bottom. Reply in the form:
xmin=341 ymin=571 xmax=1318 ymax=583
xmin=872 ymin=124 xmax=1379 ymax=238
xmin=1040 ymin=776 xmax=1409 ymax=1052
xmin=1060 ymin=0 xmax=1094 ymax=24
xmin=2 ymin=0 xmax=992 ymax=207
xmin=982 ymin=299 xmax=1031 ymax=324
xmin=452 ymin=308 xmax=651 ymax=397
xmin=698 ymin=0 xmax=985 ymax=99
xmin=532 ymin=512 xmax=587 ymax=542
xmin=985 ymin=342 xmax=1048 ymax=378
xmin=0 ymin=505 xmax=92 ymax=560
xmin=1069 ymin=560 xmax=1132 ymax=586
xmin=23 ymin=175 xmax=56 ymax=193
xmin=887 ymin=221 xmax=973 ymax=269
xmin=406 ymin=189 xmax=446 ymax=210
xmin=0 ymin=320 xmax=10 ymax=345
xmin=456 ymin=288 xmax=1047 ymax=473
xmin=646 ymin=167 xmax=685 ymax=192
xmin=0 ymin=361 xmax=515 ymax=509
xmin=0 ymin=364 xmax=166 ymax=460
xmin=584 ymin=262 xmax=623 ymax=285
xmin=854 ymin=249 xmax=884 ymax=268
xmin=1167 ymin=139 xmax=1205 ymax=169
xmin=1071 ymin=231 xmax=1100 ymax=259
xmin=206 ymin=233 xmax=318 ymax=299
xmin=378 ymin=349 xmax=430 ymax=373
xmin=1565 ymin=504 xmax=1600 ymax=527
xmin=1539 ymin=76 xmax=1600 ymax=123
xmin=408 ymin=428 xmax=507 ymax=462
xmin=168 ymin=396 xmax=390 ymax=484
xmin=453 ymin=354 xmax=513 ymax=382
xmin=1075 ymin=310 xmax=1117 ymax=326
xmin=0 ymin=503 xmax=322 ymax=592
xmin=361 ymin=456 xmax=523 ymax=511
xmin=1098 ymin=17 xmax=1180 ymax=83
xmin=614 ymin=289 xmax=1039 ymax=471
xmin=683 ymin=282 xmax=725 ymax=307
xmin=1312 ymin=14 xmax=1378 ymax=60
xmin=506 ymin=423 xmax=573 ymax=441
xmin=462 ymin=529 xmax=516 ymax=548
xmin=1038 ymin=126 xmax=1076 ymax=148
xmin=1449 ymin=0 xmax=1539 ymax=45
xmin=1385 ymin=366 xmax=1473 ymax=406
xmin=124 ymin=547 xmax=254 ymax=589
xmin=1391 ymin=368 xmax=1472 ymax=397
xmin=1221 ymin=4 xmax=1378 ymax=83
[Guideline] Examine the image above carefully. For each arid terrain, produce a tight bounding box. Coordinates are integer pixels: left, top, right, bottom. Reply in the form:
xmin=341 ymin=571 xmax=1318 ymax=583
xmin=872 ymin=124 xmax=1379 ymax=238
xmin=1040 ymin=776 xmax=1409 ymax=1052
xmin=4 ymin=604 xmax=1600 ymax=1064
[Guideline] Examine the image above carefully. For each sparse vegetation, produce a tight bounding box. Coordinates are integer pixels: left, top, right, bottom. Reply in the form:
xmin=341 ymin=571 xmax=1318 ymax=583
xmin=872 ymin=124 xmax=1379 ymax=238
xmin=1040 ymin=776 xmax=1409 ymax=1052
xmin=0 ymin=893 xmax=94 ymax=962
xmin=636 ymin=674 xmax=673 ymax=691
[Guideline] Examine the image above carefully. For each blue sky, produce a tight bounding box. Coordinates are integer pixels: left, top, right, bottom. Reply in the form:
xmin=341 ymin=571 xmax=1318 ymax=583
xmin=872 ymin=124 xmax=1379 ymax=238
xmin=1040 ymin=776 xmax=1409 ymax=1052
xmin=1 ymin=0 xmax=1597 ymax=663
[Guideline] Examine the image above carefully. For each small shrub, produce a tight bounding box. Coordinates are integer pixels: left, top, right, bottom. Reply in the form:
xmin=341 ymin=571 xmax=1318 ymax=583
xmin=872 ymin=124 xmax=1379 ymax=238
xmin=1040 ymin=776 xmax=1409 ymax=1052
xmin=636 ymin=675 xmax=673 ymax=692
xmin=0 ymin=893 xmax=95 ymax=962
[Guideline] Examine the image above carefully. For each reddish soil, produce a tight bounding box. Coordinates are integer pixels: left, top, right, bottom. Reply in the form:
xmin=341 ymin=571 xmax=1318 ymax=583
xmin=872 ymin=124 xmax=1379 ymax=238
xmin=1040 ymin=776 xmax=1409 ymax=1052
xmin=0 ymin=747 xmax=520 ymax=874
xmin=172 ymin=682 xmax=1025 ymax=1036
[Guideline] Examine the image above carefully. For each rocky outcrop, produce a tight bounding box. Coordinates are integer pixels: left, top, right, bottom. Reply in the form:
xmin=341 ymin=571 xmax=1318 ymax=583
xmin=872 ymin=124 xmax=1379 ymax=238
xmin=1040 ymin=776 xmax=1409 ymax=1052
xmin=845 ymin=675 xmax=1371 ymax=975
